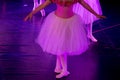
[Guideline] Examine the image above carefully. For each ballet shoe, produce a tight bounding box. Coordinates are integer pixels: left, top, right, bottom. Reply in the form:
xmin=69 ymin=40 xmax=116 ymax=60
xmin=56 ymin=71 xmax=70 ymax=78
xmin=40 ymin=10 xmax=46 ymax=16
xmin=33 ymin=5 xmax=35 ymax=10
xmin=87 ymin=35 xmax=98 ymax=42
xmin=54 ymin=68 xmax=62 ymax=73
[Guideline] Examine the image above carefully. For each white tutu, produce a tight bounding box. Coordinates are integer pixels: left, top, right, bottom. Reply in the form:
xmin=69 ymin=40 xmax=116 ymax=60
xmin=73 ymin=0 xmax=102 ymax=24
xmin=36 ymin=11 xmax=90 ymax=55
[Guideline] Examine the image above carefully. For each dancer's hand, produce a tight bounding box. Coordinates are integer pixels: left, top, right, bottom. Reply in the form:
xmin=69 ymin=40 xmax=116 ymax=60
xmin=96 ymin=14 xmax=106 ymax=19
xmin=24 ymin=12 xmax=33 ymax=21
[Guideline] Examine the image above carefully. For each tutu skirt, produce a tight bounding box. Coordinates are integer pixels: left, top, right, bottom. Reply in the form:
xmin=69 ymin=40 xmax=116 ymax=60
xmin=36 ymin=11 xmax=89 ymax=55
xmin=73 ymin=0 xmax=102 ymax=24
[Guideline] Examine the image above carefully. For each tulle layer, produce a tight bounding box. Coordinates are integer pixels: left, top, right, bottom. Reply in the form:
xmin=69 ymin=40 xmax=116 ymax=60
xmin=73 ymin=0 xmax=102 ymax=24
xmin=36 ymin=11 xmax=89 ymax=55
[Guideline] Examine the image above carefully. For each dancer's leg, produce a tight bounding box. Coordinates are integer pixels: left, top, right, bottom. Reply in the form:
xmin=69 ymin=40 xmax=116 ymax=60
xmin=54 ymin=56 xmax=62 ymax=73
xmin=33 ymin=0 xmax=39 ymax=10
xmin=56 ymin=54 xmax=70 ymax=78
xmin=87 ymin=23 xmax=98 ymax=42
xmin=39 ymin=0 xmax=46 ymax=16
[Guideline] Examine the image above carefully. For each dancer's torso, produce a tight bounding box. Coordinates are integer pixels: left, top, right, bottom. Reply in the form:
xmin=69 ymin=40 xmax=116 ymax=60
xmin=51 ymin=0 xmax=78 ymax=18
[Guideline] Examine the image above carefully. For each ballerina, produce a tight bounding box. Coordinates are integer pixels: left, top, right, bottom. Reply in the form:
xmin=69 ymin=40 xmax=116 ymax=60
xmin=33 ymin=0 xmax=46 ymax=16
xmin=73 ymin=0 xmax=102 ymax=42
xmin=24 ymin=0 xmax=106 ymax=78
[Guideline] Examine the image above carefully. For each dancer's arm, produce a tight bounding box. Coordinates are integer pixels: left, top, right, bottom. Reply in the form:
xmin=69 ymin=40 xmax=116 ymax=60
xmin=24 ymin=0 xmax=51 ymax=21
xmin=78 ymin=0 xmax=106 ymax=19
